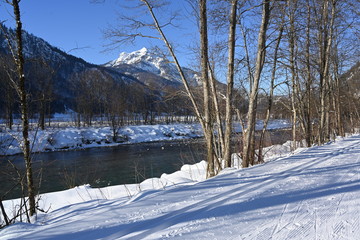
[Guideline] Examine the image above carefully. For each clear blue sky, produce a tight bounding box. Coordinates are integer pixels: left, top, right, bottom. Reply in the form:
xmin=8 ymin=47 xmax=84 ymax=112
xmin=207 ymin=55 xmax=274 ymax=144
xmin=0 ymin=0 xmax=196 ymax=65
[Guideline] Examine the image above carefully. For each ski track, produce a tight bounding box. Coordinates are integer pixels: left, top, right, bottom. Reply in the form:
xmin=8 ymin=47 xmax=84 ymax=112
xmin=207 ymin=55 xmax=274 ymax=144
xmin=113 ymin=136 xmax=360 ymax=239
xmin=114 ymin=154 xmax=323 ymax=239
xmin=271 ymin=137 xmax=360 ymax=240
xmin=2 ymin=135 xmax=360 ymax=240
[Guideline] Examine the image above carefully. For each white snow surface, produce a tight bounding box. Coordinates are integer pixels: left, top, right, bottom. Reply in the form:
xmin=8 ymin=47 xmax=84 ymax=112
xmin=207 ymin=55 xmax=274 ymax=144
xmin=1 ymin=134 xmax=360 ymax=239
xmin=0 ymin=124 xmax=203 ymax=156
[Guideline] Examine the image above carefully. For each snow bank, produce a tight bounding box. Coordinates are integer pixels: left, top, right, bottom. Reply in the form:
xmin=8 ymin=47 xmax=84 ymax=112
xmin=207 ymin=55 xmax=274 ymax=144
xmin=2 ymin=161 xmax=208 ymax=214
xmin=0 ymin=124 xmax=203 ymax=155
xmin=0 ymin=120 xmax=291 ymax=156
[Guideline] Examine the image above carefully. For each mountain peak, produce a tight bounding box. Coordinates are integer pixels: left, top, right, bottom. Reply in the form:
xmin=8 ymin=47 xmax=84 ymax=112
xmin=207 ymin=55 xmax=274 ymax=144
xmin=112 ymin=47 xmax=151 ymax=66
xmin=106 ymin=47 xmax=201 ymax=86
xmin=106 ymin=47 xmax=168 ymax=76
xmin=138 ymin=47 xmax=148 ymax=55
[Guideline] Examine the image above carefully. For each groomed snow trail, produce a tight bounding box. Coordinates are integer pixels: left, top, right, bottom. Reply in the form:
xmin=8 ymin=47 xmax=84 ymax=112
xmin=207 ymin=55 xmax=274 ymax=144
xmin=1 ymin=135 xmax=360 ymax=240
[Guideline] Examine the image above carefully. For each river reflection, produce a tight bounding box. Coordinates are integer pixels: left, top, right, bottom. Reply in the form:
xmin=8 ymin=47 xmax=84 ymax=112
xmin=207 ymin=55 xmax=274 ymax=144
xmin=0 ymin=140 xmax=205 ymax=200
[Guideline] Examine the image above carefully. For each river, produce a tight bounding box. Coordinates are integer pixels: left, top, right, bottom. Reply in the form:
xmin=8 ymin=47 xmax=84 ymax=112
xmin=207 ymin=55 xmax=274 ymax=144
xmin=1 ymin=140 xmax=206 ymax=200
xmin=0 ymin=129 xmax=291 ymax=200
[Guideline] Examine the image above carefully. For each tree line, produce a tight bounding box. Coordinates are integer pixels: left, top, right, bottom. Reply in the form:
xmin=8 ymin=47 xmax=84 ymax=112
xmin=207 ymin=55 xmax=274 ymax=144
xmin=106 ymin=0 xmax=359 ymax=176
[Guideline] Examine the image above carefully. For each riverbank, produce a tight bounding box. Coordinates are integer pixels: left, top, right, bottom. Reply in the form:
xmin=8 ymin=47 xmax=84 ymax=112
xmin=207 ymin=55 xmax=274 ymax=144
xmin=1 ymin=134 xmax=296 ymax=222
xmin=0 ymin=120 xmax=290 ymax=156
xmin=2 ymin=134 xmax=359 ymax=239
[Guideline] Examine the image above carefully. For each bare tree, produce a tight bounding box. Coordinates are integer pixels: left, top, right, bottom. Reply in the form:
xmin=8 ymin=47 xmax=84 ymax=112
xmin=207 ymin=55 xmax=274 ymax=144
xmin=104 ymin=0 xmax=224 ymax=176
xmin=242 ymin=0 xmax=271 ymax=168
xmin=223 ymin=0 xmax=238 ymax=168
xmin=199 ymin=0 xmax=219 ymax=177
xmin=287 ymin=0 xmax=299 ymax=150
xmin=1 ymin=0 xmax=36 ymax=217
xmin=317 ymin=0 xmax=336 ymax=144
xmin=104 ymin=79 xmax=127 ymax=141
xmin=26 ymin=58 xmax=54 ymax=130
xmin=258 ymin=8 xmax=285 ymax=163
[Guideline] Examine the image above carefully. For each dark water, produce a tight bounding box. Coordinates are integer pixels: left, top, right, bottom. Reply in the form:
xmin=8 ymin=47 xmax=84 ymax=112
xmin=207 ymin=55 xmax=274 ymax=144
xmin=0 ymin=129 xmax=291 ymax=200
xmin=0 ymin=140 xmax=205 ymax=200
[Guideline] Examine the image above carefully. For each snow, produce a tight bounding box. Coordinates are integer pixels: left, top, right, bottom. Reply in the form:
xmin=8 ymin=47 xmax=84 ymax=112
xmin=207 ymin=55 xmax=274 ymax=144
xmin=115 ymin=47 xmax=149 ymax=65
xmin=1 ymin=134 xmax=360 ymax=239
xmin=0 ymin=124 xmax=203 ymax=156
xmin=107 ymin=47 xmax=165 ymax=76
xmin=0 ymin=120 xmax=291 ymax=155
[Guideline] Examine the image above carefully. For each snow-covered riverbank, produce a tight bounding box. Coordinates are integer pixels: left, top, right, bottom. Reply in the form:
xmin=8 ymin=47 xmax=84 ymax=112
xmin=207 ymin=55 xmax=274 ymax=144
xmin=1 ymin=134 xmax=359 ymax=239
xmin=0 ymin=119 xmax=290 ymax=155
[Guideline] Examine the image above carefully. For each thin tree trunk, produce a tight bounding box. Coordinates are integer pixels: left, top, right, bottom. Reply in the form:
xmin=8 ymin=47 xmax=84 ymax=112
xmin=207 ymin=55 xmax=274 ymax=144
xmin=304 ymin=0 xmax=313 ymax=147
xmin=6 ymin=103 xmax=13 ymax=130
xmin=258 ymin=23 xmax=284 ymax=163
xmin=242 ymin=0 xmax=271 ymax=168
xmin=140 ymin=0 xmax=204 ymax=131
xmin=334 ymin=61 xmax=344 ymax=136
xmin=199 ymin=0 xmax=216 ymax=177
xmin=208 ymin=63 xmax=225 ymax=161
xmin=319 ymin=0 xmax=335 ymax=144
xmin=39 ymin=94 xmax=46 ymax=130
xmin=12 ymin=0 xmax=36 ymax=217
xmin=223 ymin=0 xmax=238 ymax=168
xmin=288 ymin=0 xmax=298 ymax=151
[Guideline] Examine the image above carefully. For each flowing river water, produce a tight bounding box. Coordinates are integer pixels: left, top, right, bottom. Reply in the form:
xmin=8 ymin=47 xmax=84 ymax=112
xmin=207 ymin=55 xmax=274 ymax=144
xmin=0 ymin=130 xmax=291 ymax=200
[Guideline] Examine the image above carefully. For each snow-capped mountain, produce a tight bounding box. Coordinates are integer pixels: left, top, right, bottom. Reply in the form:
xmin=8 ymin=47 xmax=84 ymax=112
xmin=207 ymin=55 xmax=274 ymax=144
xmin=107 ymin=48 xmax=166 ymax=75
xmin=106 ymin=47 xmax=201 ymax=88
xmin=0 ymin=24 xmax=203 ymax=116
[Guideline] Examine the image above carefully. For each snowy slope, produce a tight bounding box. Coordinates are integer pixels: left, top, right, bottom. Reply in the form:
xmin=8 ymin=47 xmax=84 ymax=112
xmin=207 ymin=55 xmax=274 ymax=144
xmin=1 ymin=135 xmax=360 ymax=239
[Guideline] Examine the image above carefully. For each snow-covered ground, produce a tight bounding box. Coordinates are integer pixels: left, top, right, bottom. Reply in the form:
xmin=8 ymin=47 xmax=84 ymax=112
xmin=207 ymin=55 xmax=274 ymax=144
xmin=0 ymin=119 xmax=290 ymax=155
xmin=1 ymin=134 xmax=360 ymax=239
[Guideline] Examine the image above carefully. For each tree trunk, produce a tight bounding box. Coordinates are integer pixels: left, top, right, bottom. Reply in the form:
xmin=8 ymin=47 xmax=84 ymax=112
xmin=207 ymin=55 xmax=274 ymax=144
xmin=39 ymin=94 xmax=46 ymax=130
xmin=304 ymin=0 xmax=313 ymax=147
xmin=288 ymin=0 xmax=298 ymax=151
xmin=6 ymin=103 xmax=13 ymax=130
xmin=208 ymin=61 xmax=225 ymax=162
xmin=258 ymin=22 xmax=284 ymax=163
xmin=334 ymin=61 xmax=344 ymax=137
xmin=12 ymin=0 xmax=36 ymax=217
xmin=223 ymin=0 xmax=238 ymax=168
xmin=242 ymin=0 xmax=271 ymax=168
xmin=319 ymin=0 xmax=335 ymax=144
xmin=199 ymin=0 xmax=216 ymax=177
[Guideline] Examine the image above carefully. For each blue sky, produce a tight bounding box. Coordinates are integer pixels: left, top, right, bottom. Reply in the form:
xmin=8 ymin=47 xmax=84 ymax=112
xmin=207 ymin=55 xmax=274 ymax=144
xmin=0 ymin=0 xmax=196 ymax=65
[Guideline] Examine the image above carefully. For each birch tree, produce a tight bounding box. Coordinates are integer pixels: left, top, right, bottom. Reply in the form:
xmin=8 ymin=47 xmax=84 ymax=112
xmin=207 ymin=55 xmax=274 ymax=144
xmin=223 ymin=0 xmax=238 ymax=168
xmin=242 ymin=0 xmax=271 ymax=168
xmin=318 ymin=0 xmax=336 ymax=144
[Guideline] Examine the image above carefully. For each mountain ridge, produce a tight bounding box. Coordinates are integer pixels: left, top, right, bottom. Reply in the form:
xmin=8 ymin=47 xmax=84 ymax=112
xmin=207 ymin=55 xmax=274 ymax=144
xmin=0 ymin=25 xmax=195 ymax=118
